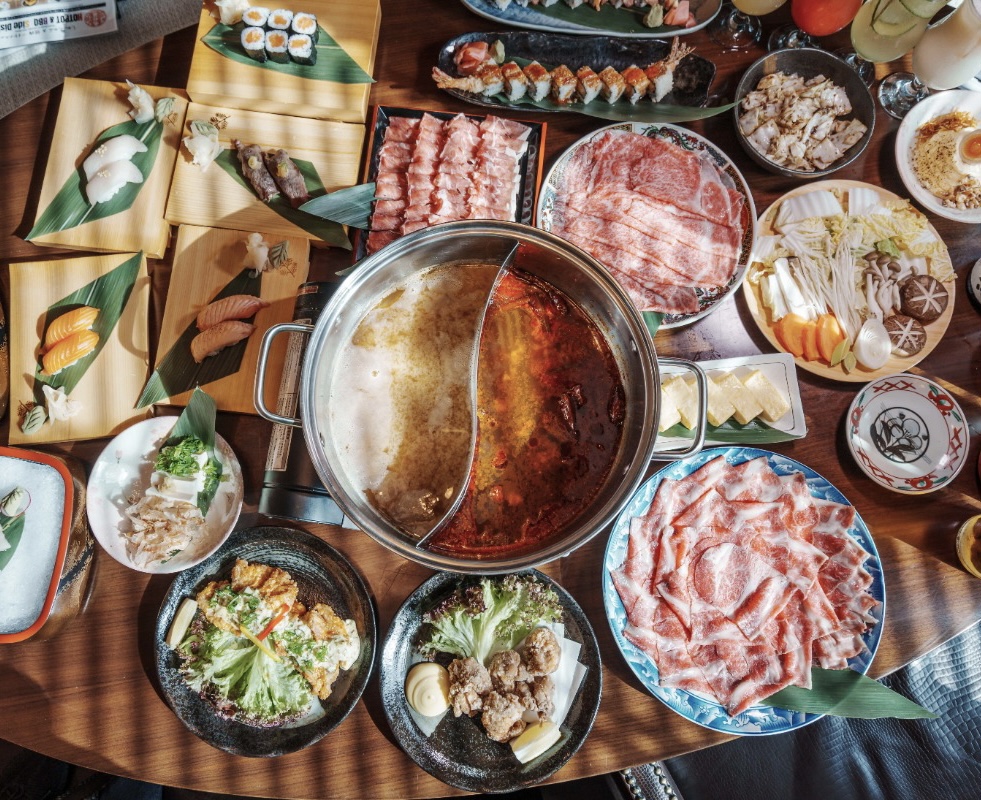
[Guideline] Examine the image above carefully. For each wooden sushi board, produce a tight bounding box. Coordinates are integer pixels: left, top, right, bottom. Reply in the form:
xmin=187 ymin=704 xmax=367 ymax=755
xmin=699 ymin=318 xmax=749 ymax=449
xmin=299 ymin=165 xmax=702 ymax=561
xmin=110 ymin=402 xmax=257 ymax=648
xmin=28 ymin=77 xmax=188 ymax=259
xmin=153 ymin=225 xmax=310 ymax=414
xmin=7 ymin=253 xmax=151 ymax=445
xmin=186 ymin=0 xmax=381 ymax=123
xmin=165 ymin=103 xmax=364 ymax=242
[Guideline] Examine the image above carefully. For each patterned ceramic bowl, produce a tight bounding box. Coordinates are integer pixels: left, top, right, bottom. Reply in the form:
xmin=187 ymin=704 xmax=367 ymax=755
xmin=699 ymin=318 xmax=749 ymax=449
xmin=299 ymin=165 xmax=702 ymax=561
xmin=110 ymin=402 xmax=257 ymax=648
xmin=846 ymin=374 xmax=968 ymax=494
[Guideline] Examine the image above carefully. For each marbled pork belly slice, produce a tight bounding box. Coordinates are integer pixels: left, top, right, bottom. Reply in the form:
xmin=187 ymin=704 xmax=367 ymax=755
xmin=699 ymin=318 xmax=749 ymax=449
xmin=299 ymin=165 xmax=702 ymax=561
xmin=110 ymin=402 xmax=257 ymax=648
xmin=373 ymin=199 xmax=406 ymax=216
xmin=384 ymin=116 xmax=420 ymax=143
xmin=713 ymin=456 xmax=782 ymax=503
xmin=624 ymin=610 xmax=715 ymax=695
xmin=812 ymin=618 xmax=870 ymax=669
xmin=374 ymin=171 xmax=407 ymax=200
xmin=439 ymin=113 xmax=481 ymax=167
xmin=366 ymin=230 xmax=398 ymax=254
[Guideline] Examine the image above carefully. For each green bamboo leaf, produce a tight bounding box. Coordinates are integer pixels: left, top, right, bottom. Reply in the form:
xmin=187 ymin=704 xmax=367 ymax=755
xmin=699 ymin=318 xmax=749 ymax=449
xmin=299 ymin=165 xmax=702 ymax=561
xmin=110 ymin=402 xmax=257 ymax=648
xmin=0 ymin=513 xmax=26 ymax=573
xmin=27 ymin=119 xmax=163 ymax=239
xmin=166 ymin=388 xmax=222 ymax=515
xmin=34 ymin=252 xmax=143 ymax=398
xmin=643 ymin=311 xmax=662 ymax=338
xmin=268 ymin=240 xmax=290 ymax=269
xmin=658 ymin=419 xmax=799 ymax=444
xmin=521 ymin=1 xmax=692 ymax=33
xmin=300 ymin=183 xmax=375 ymax=230
xmin=214 ymin=149 xmax=351 ymax=249
xmin=768 ymin=668 xmax=938 ymax=719
xmin=481 ymin=55 xmax=733 ymax=123
xmin=137 ymin=269 xmax=263 ymax=409
xmin=202 ymin=23 xmax=374 ymax=84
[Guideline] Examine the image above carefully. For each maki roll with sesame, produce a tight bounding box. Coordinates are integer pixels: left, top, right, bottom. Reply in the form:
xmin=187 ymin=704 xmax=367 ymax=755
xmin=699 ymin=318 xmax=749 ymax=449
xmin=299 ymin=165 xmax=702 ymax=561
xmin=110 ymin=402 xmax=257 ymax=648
xmin=291 ymin=12 xmax=318 ymax=43
xmin=264 ymin=29 xmax=290 ymax=63
xmin=288 ymin=33 xmax=317 ymax=66
xmin=241 ymin=6 xmax=269 ymax=27
xmin=267 ymin=8 xmax=293 ymax=30
xmin=241 ymin=26 xmax=266 ymax=62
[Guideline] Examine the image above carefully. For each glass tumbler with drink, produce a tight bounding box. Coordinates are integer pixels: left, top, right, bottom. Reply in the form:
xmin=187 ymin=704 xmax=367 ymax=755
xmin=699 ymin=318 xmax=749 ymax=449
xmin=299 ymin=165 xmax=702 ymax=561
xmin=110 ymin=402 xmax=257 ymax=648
xmin=712 ymin=0 xmax=788 ymax=50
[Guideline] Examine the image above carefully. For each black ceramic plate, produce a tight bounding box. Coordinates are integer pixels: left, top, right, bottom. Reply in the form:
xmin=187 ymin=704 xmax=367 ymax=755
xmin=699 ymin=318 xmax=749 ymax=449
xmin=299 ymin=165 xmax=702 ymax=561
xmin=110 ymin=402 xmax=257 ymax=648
xmin=353 ymin=105 xmax=544 ymax=261
xmin=380 ymin=570 xmax=602 ymax=793
xmin=154 ymin=526 xmax=377 ymax=757
xmin=436 ymin=32 xmax=716 ymax=112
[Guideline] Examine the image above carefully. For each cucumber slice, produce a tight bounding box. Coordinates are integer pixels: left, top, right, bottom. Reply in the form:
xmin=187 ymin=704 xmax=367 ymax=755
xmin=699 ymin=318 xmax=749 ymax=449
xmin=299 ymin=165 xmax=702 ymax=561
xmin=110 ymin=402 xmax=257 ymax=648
xmin=898 ymin=0 xmax=946 ymax=19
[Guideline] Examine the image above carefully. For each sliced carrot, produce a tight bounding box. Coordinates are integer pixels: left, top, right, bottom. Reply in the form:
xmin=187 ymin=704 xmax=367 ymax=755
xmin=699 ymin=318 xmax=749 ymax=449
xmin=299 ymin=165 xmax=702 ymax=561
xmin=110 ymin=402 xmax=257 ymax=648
xmin=801 ymin=320 xmax=821 ymax=362
xmin=257 ymin=603 xmax=291 ymax=641
xmin=774 ymin=313 xmax=808 ymax=359
xmin=816 ymin=314 xmax=846 ymax=364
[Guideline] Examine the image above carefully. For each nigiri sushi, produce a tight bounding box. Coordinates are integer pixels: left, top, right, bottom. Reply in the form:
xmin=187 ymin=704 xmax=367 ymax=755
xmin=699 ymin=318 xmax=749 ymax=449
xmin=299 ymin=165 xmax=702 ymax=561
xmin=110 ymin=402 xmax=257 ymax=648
xmin=41 ymin=329 xmax=99 ymax=375
xmin=44 ymin=306 xmax=99 ymax=350
xmin=85 ymin=159 xmax=144 ymax=205
xmin=190 ymin=321 xmax=256 ymax=363
xmin=646 ymin=38 xmax=693 ymax=101
xmin=233 ymin=140 xmax=279 ymax=202
xmin=196 ymin=294 xmax=270 ymax=331
xmin=82 ymin=135 xmax=147 ymax=181
xmin=264 ymin=148 xmax=310 ymax=208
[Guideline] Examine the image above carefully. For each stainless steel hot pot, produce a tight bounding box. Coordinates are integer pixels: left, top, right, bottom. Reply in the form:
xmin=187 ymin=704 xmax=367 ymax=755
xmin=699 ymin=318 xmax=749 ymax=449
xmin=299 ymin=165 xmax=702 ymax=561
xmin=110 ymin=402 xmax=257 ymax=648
xmin=256 ymin=221 xmax=705 ymax=573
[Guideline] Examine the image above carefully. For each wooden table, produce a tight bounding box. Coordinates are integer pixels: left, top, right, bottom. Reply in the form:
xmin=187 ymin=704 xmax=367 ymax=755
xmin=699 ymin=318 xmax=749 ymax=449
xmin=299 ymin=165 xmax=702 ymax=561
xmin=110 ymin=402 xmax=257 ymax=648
xmin=3 ymin=2 xmax=981 ymax=798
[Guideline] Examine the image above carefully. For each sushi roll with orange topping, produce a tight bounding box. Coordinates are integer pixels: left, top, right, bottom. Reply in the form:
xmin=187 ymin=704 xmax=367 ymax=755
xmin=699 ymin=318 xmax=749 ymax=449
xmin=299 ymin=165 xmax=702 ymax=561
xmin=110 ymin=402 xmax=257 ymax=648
xmin=598 ymin=66 xmax=626 ymax=104
xmin=42 ymin=330 xmax=99 ymax=375
xmin=501 ymin=62 xmax=529 ymax=102
xmin=550 ymin=65 xmax=577 ymax=104
xmin=622 ymin=65 xmax=650 ymax=104
xmin=44 ymin=306 xmax=99 ymax=351
xmin=523 ymin=61 xmax=551 ymax=101
xmin=576 ymin=66 xmax=602 ymax=104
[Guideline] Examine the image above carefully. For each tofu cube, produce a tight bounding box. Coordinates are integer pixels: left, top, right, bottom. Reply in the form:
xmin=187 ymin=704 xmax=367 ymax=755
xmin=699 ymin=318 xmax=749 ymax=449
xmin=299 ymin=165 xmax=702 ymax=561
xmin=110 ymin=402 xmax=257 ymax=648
xmin=712 ymin=371 xmax=764 ymax=425
xmin=740 ymin=370 xmax=791 ymax=423
xmin=703 ymin=375 xmax=735 ymax=427
xmin=661 ymin=375 xmax=698 ymax=429
xmin=658 ymin=384 xmax=681 ymax=432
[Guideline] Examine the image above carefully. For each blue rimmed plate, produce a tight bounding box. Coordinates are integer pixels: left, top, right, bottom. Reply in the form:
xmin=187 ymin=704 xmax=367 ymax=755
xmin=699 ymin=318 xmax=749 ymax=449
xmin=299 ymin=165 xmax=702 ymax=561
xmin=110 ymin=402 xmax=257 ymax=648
xmin=602 ymin=446 xmax=885 ymax=736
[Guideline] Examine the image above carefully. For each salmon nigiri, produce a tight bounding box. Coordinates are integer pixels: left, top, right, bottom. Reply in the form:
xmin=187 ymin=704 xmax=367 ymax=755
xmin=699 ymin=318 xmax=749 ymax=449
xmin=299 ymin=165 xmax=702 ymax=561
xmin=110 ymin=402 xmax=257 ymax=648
xmin=42 ymin=329 xmax=99 ymax=375
xmin=196 ymin=294 xmax=269 ymax=331
xmin=190 ymin=320 xmax=255 ymax=363
xmin=44 ymin=306 xmax=99 ymax=351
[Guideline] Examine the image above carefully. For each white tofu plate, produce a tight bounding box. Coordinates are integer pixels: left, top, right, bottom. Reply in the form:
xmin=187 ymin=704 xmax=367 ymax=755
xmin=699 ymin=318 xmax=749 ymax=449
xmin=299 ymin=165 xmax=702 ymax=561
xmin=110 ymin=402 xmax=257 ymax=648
xmin=653 ymin=352 xmax=806 ymax=454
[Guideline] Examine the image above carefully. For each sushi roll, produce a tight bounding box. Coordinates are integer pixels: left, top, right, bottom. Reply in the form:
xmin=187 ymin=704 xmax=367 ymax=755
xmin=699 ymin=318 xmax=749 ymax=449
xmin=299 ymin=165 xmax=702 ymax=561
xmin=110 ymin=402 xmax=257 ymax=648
xmin=291 ymin=12 xmax=318 ymax=43
xmin=197 ymin=295 xmax=270 ymax=331
xmin=523 ymin=61 xmax=551 ymax=101
xmin=190 ymin=321 xmax=255 ymax=363
xmin=233 ymin=140 xmax=279 ymax=202
xmin=44 ymin=306 xmax=99 ymax=351
xmin=82 ymin=135 xmax=147 ymax=181
xmin=622 ymin=65 xmax=651 ymax=104
xmin=264 ymin=148 xmax=310 ymax=208
xmin=241 ymin=6 xmax=269 ymax=27
xmin=241 ymin=26 xmax=266 ymax=62
xmin=288 ymin=33 xmax=317 ymax=66
xmin=474 ymin=62 xmax=504 ymax=96
xmin=550 ymin=64 xmax=577 ymax=104
xmin=598 ymin=66 xmax=626 ymax=103
xmin=41 ymin=330 xmax=99 ymax=376
xmin=501 ymin=62 xmax=529 ymax=102
xmin=266 ymin=8 xmax=293 ymax=30
xmin=85 ymin=159 xmax=144 ymax=205
xmin=576 ymin=66 xmax=602 ymax=104
xmin=264 ymin=29 xmax=290 ymax=63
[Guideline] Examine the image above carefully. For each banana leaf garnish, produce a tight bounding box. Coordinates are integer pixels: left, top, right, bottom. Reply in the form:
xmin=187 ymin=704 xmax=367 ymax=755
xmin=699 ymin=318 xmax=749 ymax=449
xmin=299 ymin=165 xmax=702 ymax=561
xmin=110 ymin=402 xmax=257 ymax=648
xmin=27 ymin=117 xmax=164 ymax=239
xmin=214 ymin=149 xmax=351 ymax=249
xmin=137 ymin=268 xmax=262 ymax=409
xmin=643 ymin=311 xmax=662 ymax=337
xmin=300 ymin=183 xmax=375 ymax=230
xmin=29 ymin=252 xmax=143 ymax=412
xmin=767 ymin=668 xmax=938 ymax=719
xmin=202 ymin=23 xmax=374 ymax=84
xmin=163 ymin=388 xmax=223 ymax=515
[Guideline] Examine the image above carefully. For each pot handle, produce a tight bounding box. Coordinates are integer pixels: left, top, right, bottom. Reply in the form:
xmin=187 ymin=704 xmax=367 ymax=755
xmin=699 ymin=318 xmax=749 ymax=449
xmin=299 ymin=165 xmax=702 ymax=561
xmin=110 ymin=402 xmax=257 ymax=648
xmin=254 ymin=322 xmax=314 ymax=427
xmin=652 ymin=358 xmax=708 ymax=461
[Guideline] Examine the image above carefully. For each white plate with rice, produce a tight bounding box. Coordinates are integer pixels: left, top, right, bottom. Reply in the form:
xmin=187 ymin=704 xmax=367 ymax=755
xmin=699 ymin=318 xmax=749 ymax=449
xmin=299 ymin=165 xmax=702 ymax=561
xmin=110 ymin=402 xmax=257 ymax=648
xmin=895 ymin=89 xmax=981 ymax=224
xmin=87 ymin=417 xmax=244 ymax=573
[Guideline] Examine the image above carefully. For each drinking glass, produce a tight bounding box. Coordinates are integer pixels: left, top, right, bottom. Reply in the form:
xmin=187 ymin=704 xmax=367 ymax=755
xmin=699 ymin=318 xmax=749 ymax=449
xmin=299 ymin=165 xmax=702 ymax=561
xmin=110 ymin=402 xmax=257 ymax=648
xmin=712 ymin=0 xmax=788 ymax=50
xmin=769 ymin=0 xmax=862 ymax=50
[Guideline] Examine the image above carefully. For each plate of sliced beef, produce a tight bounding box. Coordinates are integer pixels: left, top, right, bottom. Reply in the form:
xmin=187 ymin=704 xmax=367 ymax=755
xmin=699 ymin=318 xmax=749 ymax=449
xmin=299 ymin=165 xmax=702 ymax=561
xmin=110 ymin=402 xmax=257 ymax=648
xmin=538 ymin=122 xmax=755 ymax=329
xmin=603 ymin=447 xmax=885 ymax=735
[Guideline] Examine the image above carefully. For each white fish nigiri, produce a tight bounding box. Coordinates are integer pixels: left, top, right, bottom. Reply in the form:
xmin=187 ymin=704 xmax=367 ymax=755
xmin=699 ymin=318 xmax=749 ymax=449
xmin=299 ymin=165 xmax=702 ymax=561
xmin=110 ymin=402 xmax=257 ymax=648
xmin=82 ymin=134 xmax=147 ymax=180
xmin=84 ymin=159 xmax=144 ymax=205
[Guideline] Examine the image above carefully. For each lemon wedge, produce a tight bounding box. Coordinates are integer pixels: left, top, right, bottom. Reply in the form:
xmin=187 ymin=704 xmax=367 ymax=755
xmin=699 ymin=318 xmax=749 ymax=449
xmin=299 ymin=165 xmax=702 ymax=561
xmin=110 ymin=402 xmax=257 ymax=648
xmin=510 ymin=720 xmax=561 ymax=764
xmin=165 ymin=598 xmax=198 ymax=649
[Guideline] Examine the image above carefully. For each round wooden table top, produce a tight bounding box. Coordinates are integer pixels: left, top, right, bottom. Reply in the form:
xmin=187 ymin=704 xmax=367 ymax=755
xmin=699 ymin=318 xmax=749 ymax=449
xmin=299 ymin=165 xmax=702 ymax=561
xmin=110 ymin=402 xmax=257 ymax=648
xmin=2 ymin=2 xmax=981 ymax=798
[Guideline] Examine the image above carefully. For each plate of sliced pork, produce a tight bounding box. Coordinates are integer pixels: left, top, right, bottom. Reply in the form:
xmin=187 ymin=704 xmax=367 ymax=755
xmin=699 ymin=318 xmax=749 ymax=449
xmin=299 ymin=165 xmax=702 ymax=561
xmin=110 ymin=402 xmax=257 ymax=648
xmin=538 ymin=122 xmax=755 ymax=328
xmin=604 ymin=447 xmax=885 ymax=735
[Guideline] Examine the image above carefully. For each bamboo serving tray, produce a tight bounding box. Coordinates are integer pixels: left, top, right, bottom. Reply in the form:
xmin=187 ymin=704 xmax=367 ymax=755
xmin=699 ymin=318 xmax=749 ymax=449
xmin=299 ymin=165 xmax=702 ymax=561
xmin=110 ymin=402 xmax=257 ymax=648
xmin=165 ymin=103 xmax=364 ymax=242
xmin=28 ymin=77 xmax=188 ymax=259
xmin=153 ymin=225 xmax=311 ymax=414
xmin=8 ymin=252 xmax=151 ymax=445
xmin=186 ymin=0 xmax=381 ymax=123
